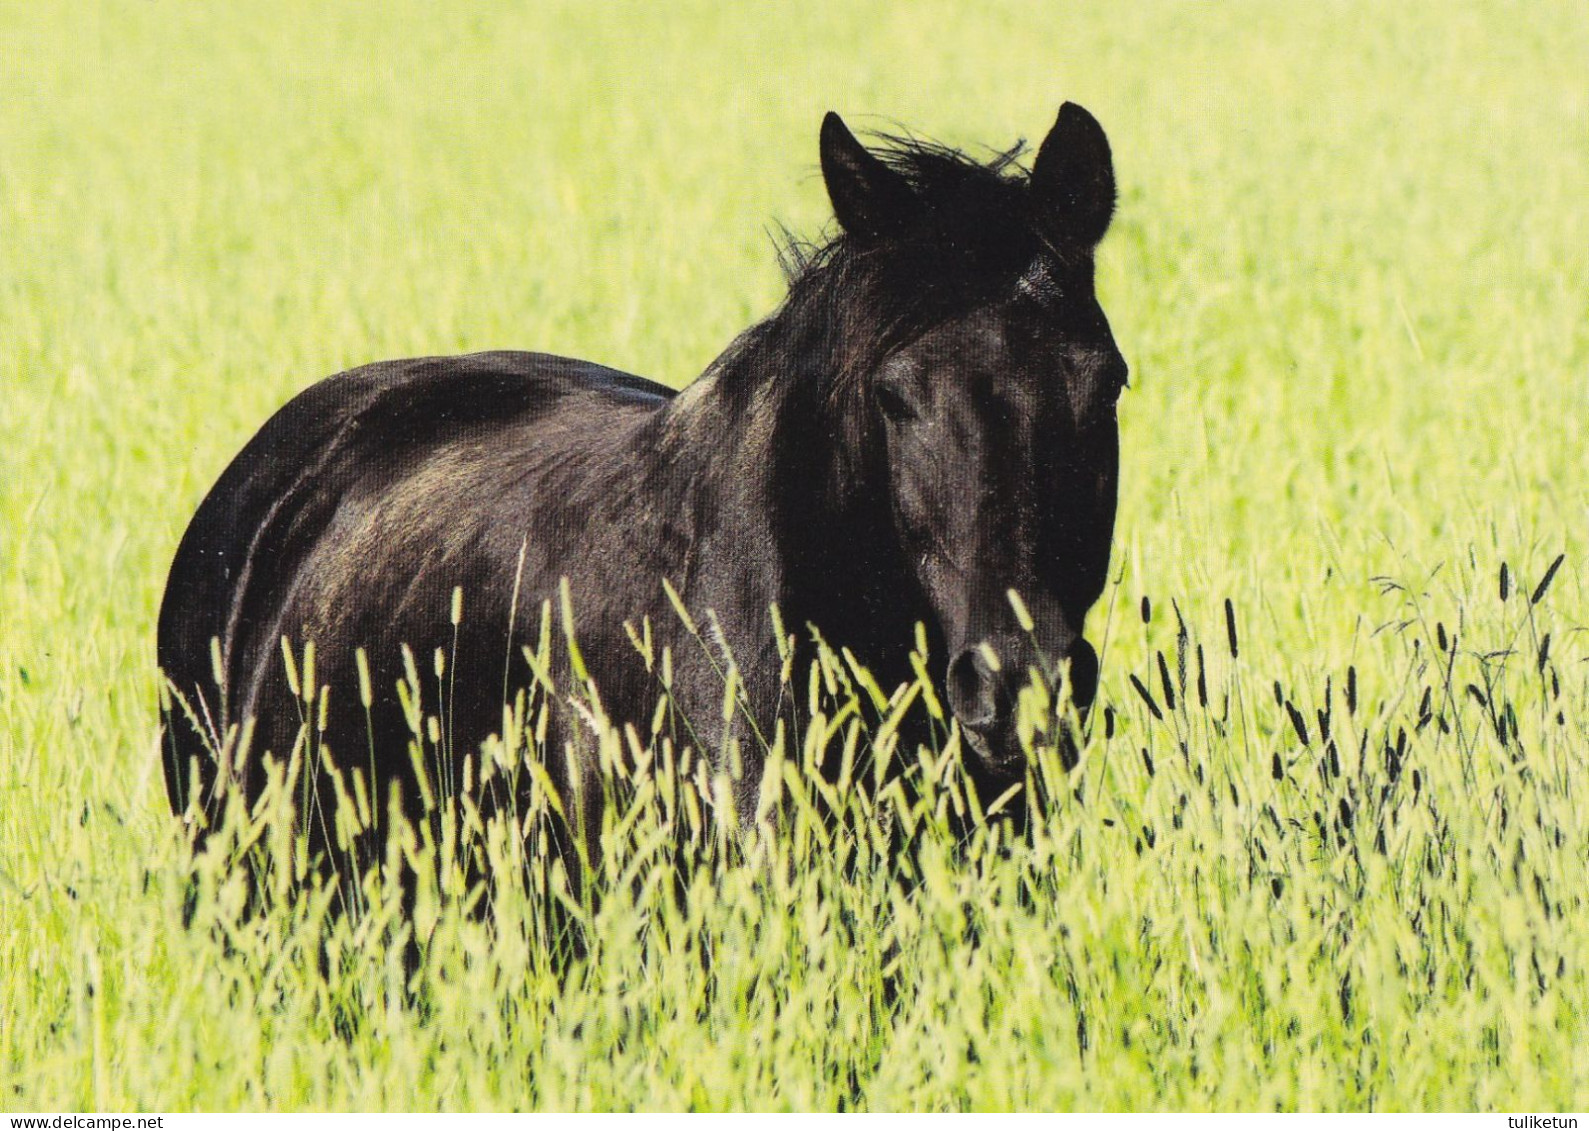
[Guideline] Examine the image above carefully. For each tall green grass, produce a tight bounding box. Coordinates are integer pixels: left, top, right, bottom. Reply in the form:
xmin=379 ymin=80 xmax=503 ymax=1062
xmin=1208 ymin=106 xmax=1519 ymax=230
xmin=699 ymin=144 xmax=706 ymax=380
xmin=3 ymin=0 xmax=1587 ymax=1111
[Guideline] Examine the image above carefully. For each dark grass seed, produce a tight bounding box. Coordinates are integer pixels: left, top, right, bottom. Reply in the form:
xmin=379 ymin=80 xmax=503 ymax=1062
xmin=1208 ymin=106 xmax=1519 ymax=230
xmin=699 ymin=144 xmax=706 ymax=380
xmin=1531 ymin=553 xmax=1565 ymax=606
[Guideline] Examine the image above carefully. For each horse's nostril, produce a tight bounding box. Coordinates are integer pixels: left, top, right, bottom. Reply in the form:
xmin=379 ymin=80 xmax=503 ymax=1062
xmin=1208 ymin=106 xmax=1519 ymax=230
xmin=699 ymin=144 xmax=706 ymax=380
xmin=1068 ymin=637 xmax=1099 ymax=709
xmin=946 ymin=648 xmax=1000 ymax=730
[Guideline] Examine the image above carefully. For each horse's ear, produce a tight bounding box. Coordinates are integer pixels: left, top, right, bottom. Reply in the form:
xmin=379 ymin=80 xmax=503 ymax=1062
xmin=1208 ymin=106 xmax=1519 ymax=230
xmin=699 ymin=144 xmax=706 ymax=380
xmin=820 ymin=112 xmax=918 ymax=240
xmin=1031 ymin=102 xmax=1115 ymax=248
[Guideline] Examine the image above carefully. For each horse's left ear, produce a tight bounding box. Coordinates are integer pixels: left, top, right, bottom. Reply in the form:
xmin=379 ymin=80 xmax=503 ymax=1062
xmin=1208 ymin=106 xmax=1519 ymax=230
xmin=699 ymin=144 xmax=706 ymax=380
xmin=1031 ymin=102 xmax=1116 ymax=248
xmin=820 ymin=112 xmax=919 ymax=241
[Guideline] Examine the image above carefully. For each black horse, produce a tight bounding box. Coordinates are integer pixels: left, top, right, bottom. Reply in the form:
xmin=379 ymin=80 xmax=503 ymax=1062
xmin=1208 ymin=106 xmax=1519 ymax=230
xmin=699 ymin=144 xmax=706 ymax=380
xmin=159 ymin=104 xmax=1126 ymax=867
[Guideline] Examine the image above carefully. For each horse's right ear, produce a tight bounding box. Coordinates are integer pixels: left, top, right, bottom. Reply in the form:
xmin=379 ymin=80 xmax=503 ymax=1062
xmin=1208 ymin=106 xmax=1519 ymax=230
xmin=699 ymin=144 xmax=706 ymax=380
xmin=820 ymin=112 xmax=918 ymax=240
xmin=1031 ymin=102 xmax=1116 ymax=249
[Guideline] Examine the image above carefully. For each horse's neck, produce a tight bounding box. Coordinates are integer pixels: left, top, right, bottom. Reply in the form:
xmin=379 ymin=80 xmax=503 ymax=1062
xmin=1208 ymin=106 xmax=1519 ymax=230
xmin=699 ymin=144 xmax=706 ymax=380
xmin=641 ymin=353 xmax=787 ymax=632
xmin=655 ymin=326 xmax=921 ymax=673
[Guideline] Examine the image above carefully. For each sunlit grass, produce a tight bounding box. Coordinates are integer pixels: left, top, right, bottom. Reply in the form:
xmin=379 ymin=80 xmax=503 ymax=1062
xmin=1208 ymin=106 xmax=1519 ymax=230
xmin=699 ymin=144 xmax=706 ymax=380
xmin=3 ymin=0 xmax=1587 ymax=1111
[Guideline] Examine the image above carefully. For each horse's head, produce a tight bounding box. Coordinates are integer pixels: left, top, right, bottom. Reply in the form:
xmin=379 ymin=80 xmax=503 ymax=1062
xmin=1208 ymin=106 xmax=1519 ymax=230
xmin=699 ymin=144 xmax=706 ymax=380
xmin=818 ymin=104 xmax=1125 ymax=783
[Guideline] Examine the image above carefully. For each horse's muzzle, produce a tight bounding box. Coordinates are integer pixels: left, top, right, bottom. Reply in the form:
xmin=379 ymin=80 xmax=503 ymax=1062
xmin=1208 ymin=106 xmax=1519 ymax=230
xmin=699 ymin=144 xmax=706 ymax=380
xmin=947 ymin=636 xmax=1098 ymax=782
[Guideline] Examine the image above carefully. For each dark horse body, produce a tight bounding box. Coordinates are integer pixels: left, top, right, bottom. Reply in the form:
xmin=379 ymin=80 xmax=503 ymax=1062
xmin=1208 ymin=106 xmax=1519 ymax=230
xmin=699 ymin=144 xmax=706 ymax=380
xmin=160 ymin=105 xmax=1126 ymax=863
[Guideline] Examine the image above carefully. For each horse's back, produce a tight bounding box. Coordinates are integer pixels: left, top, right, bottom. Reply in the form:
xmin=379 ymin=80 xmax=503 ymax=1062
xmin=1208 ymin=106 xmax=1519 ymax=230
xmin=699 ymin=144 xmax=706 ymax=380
xmin=158 ymin=350 xmax=670 ymax=814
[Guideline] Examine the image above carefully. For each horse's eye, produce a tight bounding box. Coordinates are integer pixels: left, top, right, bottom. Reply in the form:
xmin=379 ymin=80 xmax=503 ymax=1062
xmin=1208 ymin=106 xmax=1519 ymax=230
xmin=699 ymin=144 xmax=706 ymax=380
xmin=1102 ymin=353 xmax=1130 ymax=397
xmin=876 ymin=381 xmax=917 ymax=423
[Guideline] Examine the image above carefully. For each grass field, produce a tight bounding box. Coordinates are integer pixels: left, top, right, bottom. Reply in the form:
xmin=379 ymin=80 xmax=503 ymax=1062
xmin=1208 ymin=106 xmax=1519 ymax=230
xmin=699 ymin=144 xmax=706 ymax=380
xmin=4 ymin=0 xmax=1588 ymax=1111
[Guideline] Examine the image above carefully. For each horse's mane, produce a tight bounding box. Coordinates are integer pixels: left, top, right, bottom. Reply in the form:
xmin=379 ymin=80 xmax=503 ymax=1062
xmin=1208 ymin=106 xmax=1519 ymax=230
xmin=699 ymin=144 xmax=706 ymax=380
xmin=689 ymin=131 xmax=1049 ymax=452
xmin=767 ymin=134 xmax=1044 ymax=387
xmin=779 ymin=135 xmax=1031 ymax=278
